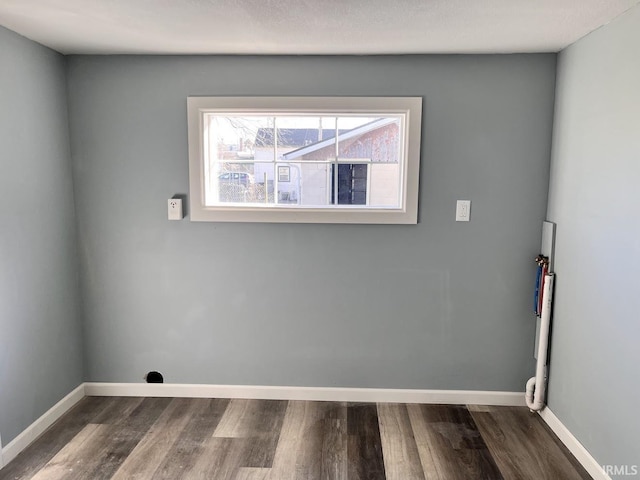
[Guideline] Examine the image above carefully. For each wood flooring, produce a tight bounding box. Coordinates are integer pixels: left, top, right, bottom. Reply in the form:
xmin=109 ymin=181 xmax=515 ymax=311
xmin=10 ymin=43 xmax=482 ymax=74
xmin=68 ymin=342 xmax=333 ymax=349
xmin=0 ymin=397 xmax=592 ymax=480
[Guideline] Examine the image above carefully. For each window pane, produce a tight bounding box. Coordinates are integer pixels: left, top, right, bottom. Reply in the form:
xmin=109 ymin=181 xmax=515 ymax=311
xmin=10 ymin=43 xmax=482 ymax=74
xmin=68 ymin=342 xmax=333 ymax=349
xmin=206 ymin=115 xmax=270 ymax=162
xmin=206 ymin=161 xmax=277 ymax=205
xmin=287 ymin=161 xmax=329 ymax=207
xmin=279 ymin=116 xmax=337 ymax=162
xmin=337 ymin=116 xmax=401 ymax=164
xmin=252 ymin=163 xmax=276 ymax=204
xmin=277 ymin=116 xmax=337 ymax=148
xmin=330 ymin=164 xmax=368 ymax=205
xmin=368 ymin=163 xmax=400 ymax=207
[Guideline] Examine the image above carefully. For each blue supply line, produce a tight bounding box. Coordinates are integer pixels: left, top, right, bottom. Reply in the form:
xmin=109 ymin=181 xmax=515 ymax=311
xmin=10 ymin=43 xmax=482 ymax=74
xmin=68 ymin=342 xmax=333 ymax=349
xmin=534 ymin=264 xmax=542 ymax=315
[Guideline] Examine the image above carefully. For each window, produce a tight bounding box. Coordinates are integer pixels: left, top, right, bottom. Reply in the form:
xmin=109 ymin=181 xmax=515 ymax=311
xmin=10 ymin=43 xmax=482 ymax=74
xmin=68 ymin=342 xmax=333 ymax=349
xmin=187 ymin=97 xmax=422 ymax=224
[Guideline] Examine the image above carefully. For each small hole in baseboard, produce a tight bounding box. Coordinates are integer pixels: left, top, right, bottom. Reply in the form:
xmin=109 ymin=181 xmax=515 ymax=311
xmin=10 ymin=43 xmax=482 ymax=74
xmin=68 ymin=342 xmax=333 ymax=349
xmin=145 ymin=371 xmax=164 ymax=383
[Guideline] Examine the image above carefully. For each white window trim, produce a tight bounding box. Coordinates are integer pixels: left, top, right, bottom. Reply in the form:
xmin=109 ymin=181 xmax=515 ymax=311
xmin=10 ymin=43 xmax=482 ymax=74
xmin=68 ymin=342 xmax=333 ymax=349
xmin=187 ymin=96 xmax=422 ymax=224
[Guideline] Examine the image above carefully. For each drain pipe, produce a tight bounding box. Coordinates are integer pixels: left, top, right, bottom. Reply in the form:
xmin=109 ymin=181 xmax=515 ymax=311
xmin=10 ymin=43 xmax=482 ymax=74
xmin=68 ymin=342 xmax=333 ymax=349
xmin=526 ymin=273 xmax=554 ymax=411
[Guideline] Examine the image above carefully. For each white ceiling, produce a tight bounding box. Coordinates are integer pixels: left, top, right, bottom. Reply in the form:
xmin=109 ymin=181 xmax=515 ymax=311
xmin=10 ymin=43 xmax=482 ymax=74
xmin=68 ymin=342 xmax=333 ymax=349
xmin=0 ymin=0 xmax=638 ymax=55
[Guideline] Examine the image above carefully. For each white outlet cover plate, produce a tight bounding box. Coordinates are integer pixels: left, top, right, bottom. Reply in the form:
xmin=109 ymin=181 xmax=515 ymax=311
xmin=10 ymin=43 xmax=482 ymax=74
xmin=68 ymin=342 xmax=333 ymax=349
xmin=456 ymin=200 xmax=471 ymax=222
xmin=168 ymin=198 xmax=183 ymax=220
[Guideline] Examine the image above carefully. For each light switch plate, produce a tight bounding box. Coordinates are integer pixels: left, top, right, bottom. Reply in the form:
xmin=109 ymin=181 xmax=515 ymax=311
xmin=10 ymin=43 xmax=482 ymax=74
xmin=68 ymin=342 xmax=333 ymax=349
xmin=168 ymin=198 xmax=183 ymax=220
xmin=456 ymin=200 xmax=471 ymax=222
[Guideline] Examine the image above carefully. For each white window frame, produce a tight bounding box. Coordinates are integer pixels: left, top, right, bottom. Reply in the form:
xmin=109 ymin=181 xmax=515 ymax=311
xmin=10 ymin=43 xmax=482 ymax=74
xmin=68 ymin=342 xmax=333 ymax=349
xmin=187 ymin=96 xmax=422 ymax=224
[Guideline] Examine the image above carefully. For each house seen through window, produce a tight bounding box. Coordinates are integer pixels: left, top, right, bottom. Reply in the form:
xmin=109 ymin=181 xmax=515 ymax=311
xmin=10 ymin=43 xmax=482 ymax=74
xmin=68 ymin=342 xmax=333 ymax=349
xmin=208 ymin=116 xmax=401 ymax=208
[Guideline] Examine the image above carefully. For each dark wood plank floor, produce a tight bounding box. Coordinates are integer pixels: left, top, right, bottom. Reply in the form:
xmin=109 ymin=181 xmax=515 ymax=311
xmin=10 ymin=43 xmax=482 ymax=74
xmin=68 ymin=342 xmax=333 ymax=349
xmin=0 ymin=397 xmax=592 ymax=480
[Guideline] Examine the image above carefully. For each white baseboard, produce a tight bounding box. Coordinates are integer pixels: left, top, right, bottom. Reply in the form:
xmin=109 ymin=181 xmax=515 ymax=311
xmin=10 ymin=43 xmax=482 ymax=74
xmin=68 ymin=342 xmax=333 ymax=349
xmin=84 ymin=382 xmax=526 ymax=406
xmin=538 ymin=407 xmax=610 ymax=480
xmin=1 ymin=384 xmax=85 ymax=468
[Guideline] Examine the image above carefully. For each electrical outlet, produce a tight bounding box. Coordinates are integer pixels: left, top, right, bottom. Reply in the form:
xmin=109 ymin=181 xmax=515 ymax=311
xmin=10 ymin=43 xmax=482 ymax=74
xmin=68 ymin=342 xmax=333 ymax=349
xmin=456 ymin=200 xmax=471 ymax=222
xmin=168 ymin=198 xmax=183 ymax=220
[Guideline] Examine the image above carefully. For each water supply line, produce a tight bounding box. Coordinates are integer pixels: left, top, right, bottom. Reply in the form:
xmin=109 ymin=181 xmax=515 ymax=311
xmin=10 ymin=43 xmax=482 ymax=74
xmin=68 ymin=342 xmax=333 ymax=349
xmin=526 ymin=272 xmax=554 ymax=411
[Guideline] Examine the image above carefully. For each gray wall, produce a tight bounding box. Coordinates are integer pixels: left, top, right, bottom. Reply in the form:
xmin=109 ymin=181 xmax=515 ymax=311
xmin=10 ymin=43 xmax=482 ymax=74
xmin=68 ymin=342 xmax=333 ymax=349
xmin=0 ymin=27 xmax=83 ymax=445
xmin=67 ymin=54 xmax=556 ymax=390
xmin=546 ymin=5 xmax=640 ymax=471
